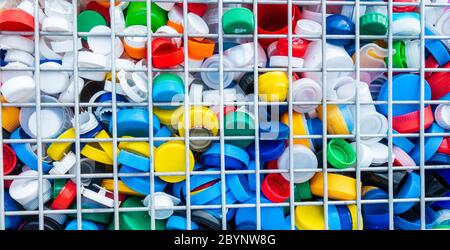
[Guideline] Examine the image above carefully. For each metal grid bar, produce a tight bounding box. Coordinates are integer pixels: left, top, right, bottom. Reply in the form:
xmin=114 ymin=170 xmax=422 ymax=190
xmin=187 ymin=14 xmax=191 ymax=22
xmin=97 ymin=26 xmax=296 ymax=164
xmin=0 ymin=0 xmax=448 ymax=231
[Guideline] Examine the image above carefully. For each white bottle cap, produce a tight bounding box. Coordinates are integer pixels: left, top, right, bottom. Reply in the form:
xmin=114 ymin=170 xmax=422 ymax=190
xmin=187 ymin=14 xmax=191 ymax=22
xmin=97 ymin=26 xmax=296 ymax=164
xmin=112 ymin=6 xmax=126 ymax=33
xmin=9 ymin=170 xmax=52 ymax=210
xmin=188 ymin=57 xmax=204 ymax=69
xmin=39 ymin=37 xmax=63 ymax=60
xmin=189 ymin=83 xmax=204 ymax=104
xmin=365 ymin=142 xmax=394 ymax=166
xmin=18 ymin=0 xmax=46 ymax=24
xmin=50 ymin=38 xmax=82 ymax=53
xmin=203 ymin=88 xmax=237 ymax=105
xmin=358 ymin=43 xmax=388 ymax=84
xmin=4 ymin=49 xmax=34 ymax=67
xmin=40 ymin=61 xmax=70 ymax=94
xmin=329 ymin=76 xmax=355 ymax=101
xmin=142 ymin=192 xmax=181 ymax=220
xmin=303 ymin=41 xmax=354 ymax=86
xmin=115 ymin=58 xmax=135 ymax=71
xmin=269 ymin=55 xmax=304 ymax=68
xmin=292 ymin=78 xmax=322 ymax=113
xmin=435 ymin=104 xmax=450 ymax=130
xmin=350 ymin=142 xmax=373 ymax=168
xmin=405 ymin=40 xmax=420 ymax=69
xmin=224 ymin=42 xmax=267 ymax=68
xmin=392 ymin=16 xmax=420 ymax=36
xmin=42 ymin=16 xmax=72 ymax=41
xmin=73 ymin=111 xmax=99 ymax=134
xmin=277 ymin=144 xmax=318 ymax=183
xmin=0 ymin=62 xmax=32 ymax=83
xmin=301 ymin=9 xmax=323 ymax=23
xmin=118 ymin=70 xmax=148 ymax=103
xmin=44 ymin=0 xmax=73 ymax=21
xmin=435 ymin=11 xmax=450 ymax=36
xmin=187 ymin=13 xmax=209 ymax=39
xmin=0 ymin=35 xmax=34 ymax=54
xmin=1 ymin=75 xmax=36 ymax=103
xmin=50 ymin=151 xmax=76 ymax=175
xmin=104 ymin=80 xmax=126 ymax=96
xmin=82 ymin=184 xmax=115 ymax=207
xmin=87 ymin=25 xmax=111 ymax=55
xmin=392 ymin=146 xmax=416 ymax=167
xmin=266 ymin=41 xmax=279 ymax=58
xmin=123 ymin=25 xmax=148 ymax=49
xmin=358 ymin=112 xmax=388 ymax=144
xmin=168 ymin=5 xmax=184 ymax=24
xmin=200 ymin=55 xmax=235 ymax=90
xmin=295 ymin=19 xmax=322 ymax=40
xmin=59 ymin=76 xmax=84 ymax=103
xmin=155 ymin=25 xmax=182 ymax=48
xmin=78 ymin=51 xmax=107 ymax=68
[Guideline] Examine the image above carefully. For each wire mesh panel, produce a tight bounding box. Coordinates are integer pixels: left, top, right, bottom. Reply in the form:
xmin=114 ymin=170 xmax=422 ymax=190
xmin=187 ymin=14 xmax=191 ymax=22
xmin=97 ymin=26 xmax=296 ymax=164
xmin=0 ymin=0 xmax=449 ymax=231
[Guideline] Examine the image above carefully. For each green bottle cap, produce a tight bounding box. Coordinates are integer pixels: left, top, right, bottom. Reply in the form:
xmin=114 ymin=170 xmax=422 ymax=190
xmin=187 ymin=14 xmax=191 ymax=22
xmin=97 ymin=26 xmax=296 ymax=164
xmin=125 ymin=2 xmax=168 ymax=32
xmin=224 ymin=111 xmax=255 ymax=148
xmin=386 ymin=40 xmax=407 ymax=68
xmin=117 ymin=197 xmax=166 ymax=230
xmin=222 ymin=7 xmax=255 ymax=34
xmin=78 ymin=10 xmax=107 ymax=40
xmin=295 ymin=181 xmax=313 ymax=201
xmin=327 ymin=138 xmax=356 ymax=169
xmin=53 ymin=179 xmax=67 ymax=199
xmin=360 ymin=12 xmax=388 ymax=36
xmin=68 ymin=202 xmax=112 ymax=224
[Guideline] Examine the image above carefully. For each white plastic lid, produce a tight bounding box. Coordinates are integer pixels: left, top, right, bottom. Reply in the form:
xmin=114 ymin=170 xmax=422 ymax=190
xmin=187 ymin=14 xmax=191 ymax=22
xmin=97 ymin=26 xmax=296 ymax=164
xmin=436 ymin=11 xmax=450 ymax=36
xmin=1 ymin=75 xmax=36 ymax=103
xmin=392 ymin=16 xmax=420 ymax=36
xmin=51 ymin=38 xmax=83 ymax=53
xmin=0 ymin=35 xmax=34 ymax=54
xmin=87 ymin=25 xmax=112 ymax=55
xmin=295 ymin=19 xmax=322 ymax=40
xmin=155 ymin=25 xmax=182 ymax=48
xmin=74 ymin=111 xmax=99 ymax=134
xmin=200 ymin=55 xmax=235 ymax=90
xmin=203 ymin=88 xmax=237 ymax=105
xmin=358 ymin=112 xmax=388 ymax=144
xmin=118 ymin=70 xmax=148 ymax=103
xmin=301 ymin=9 xmax=323 ymax=23
xmin=155 ymin=2 xmax=175 ymax=11
xmin=269 ymin=55 xmax=304 ymax=68
xmin=168 ymin=5 xmax=183 ymax=24
xmin=405 ymin=40 xmax=420 ymax=69
xmin=392 ymin=146 xmax=416 ymax=167
xmin=435 ymin=104 xmax=450 ymax=130
xmin=4 ymin=49 xmax=34 ymax=66
xmin=350 ymin=142 xmax=373 ymax=168
xmin=292 ymin=78 xmax=322 ymax=113
xmin=44 ymin=0 xmax=73 ymax=21
xmin=142 ymin=192 xmax=181 ymax=220
xmin=70 ymin=158 xmax=96 ymax=187
xmin=40 ymin=61 xmax=70 ymax=94
xmin=365 ymin=142 xmax=393 ymax=165
xmin=189 ymin=83 xmax=203 ymax=104
xmin=123 ymin=25 xmax=148 ymax=48
xmin=42 ymin=16 xmax=72 ymax=41
xmin=104 ymin=80 xmax=126 ymax=96
xmin=27 ymin=109 xmax=64 ymax=138
xmin=39 ymin=37 xmax=63 ymax=60
xmin=59 ymin=77 xmax=84 ymax=103
xmin=9 ymin=170 xmax=52 ymax=210
xmin=78 ymin=51 xmax=107 ymax=68
xmin=50 ymin=151 xmax=77 ymax=175
xmin=224 ymin=42 xmax=267 ymax=68
xmin=277 ymin=144 xmax=318 ymax=183
xmin=187 ymin=13 xmax=209 ymax=38
xmin=81 ymin=184 xmax=115 ymax=208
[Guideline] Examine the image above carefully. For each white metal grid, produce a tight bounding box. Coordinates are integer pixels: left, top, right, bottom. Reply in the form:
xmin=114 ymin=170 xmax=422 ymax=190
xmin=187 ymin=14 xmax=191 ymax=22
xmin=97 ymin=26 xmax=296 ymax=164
xmin=0 ymin=0 xmax=448 ymax=230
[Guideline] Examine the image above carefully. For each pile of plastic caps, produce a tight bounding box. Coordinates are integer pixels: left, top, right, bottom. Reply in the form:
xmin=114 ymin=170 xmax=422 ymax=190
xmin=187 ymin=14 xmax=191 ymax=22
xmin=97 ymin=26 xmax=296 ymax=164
xmin=0 ymin=0 xmax=449 ymax=230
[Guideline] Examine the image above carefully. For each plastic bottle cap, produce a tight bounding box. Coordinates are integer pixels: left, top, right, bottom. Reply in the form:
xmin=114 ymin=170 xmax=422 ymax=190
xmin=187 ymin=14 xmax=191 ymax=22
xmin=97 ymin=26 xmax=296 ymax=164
xmin=360 ymin=12 xmax=388 ymax=35
xmin=3 ymin=144 xmax=17 ymax=175
xmin=435 ymin=104 xmax=450 ymax=130
xmin=258 ymin=71 xmax=289 ymax=102
xmin=154 ymin=141 xmax=195 ymax=183
xmin=277 ymin=144 xmax=318 ymax=183
xmin=392 ymin=146 xmax=416 ymax=167
xmin=224 ymin=111 xmax=255 ymax=148
xmin=0 ymin=9 xmax=34 ymax=32
xmin=350 ymin=142 xmax=373 ymax=168
xmin=269 ymin=55 xmax=304 ymax=68
xmin=262 ymin=173 xmax=290 ymax=203
xmin=404 ymin=39 xmax=420 ymax=68
xmin=200 ymin=55 xmax=235 ymax=89
xmin=142 ymin=192 xmax=181 ymax=220
xmin=81 ymin=185 xmax=115 ymax=208
xmin=327 ymin=139 xmax=357 ymax=169
xmin=295 ymin=19 xmax=322 ymax=40
xmin=366 ymin=142 xmax=392 ymax=165
xmin=77 ymin=10 xmax=107 ymax=40
xmin=50 ymin=151 xmax=76 ymax=175
xmin=359 ymin=112 xmax=388 ymax=144
xmin=292 ymin=78 xmax=322 ymax=113
xmin=392 ymin=12 xmax=421 ymax=36
xmin=187 ymin=12 xmax=209 ymax=38
xmin=9 ymin=170 xmax=52 ymax=210
xmin=87 ymin=25 xmax=116 ymax=55
xmin=39 ymin=62 xmax=70 ymax=94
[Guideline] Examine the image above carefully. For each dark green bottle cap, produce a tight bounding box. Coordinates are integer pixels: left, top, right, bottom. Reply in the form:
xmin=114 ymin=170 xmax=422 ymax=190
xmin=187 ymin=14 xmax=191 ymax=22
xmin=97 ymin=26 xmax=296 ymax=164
xmin=360 ymin=12 xmax=388 ymax=36
xmin=224 ymin=111 xmax=255 ymax=148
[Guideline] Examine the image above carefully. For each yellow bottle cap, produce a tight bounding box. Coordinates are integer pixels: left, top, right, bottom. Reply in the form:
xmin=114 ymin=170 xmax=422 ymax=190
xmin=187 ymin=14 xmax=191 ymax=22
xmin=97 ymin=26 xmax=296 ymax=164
xmin=177 ymin=106 xmax=219 ymax=137
xmin=81 ymin=142 xmax=113 ymax=165
xmin=316 ymin=105 xmax=350 ymax=135
xmin=95 ymin=130 xmax=118 ymax=160
xmin=258 ymin=71 xmax=289 ymax=102
xmin=347 ymin=204 xmax=363 ymax=230
xmin=295 ymin=205 xmax=325 ymax=230
xmin=154 ymin=141 xmax=195 ymax=183
xmin=118 ymin=136 xmax=151 ymax=157
xmin=310 ymin=172 xmax=359 ymax=200
xmin=101 ymin=179 xmax=144 ymax=197
xmin=46 ymin=127 xmax=76 ymax=161
xmin=281 ymin=111 xmax=312 ymax=149
xmin=1 ymin=96 xmax=20 ymax=133
xmin=153 ymin=106 xmax=184 ymax=129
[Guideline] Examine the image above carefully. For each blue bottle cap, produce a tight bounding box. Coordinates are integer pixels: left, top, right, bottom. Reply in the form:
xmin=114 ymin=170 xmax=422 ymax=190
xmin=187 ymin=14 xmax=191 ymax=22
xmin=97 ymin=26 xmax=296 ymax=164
xmin=427 ymin=153 xmax=450 ymax=164
xmin=154 ymin=125 xmax=172 ymax=147
xmin=40 ymin=59 xmax=62 ymax=64
xmin=117 ymin=150 xmax=151 ymax=172
xmin=110 ymin=108 xmax=161 ymax=137
xmin=235 ymin=197 xmax=285 ymax=230
xmin=152 ymin=73 xmax=185 ymax=110
xmin=119 ymin=165 xmax=167 ymax=195
xmin=394 ymin=172 xmax=421 ymax=214
xmin=328 ymin=205 xmax=342 ymax=230
xmin=307 ymin=117 xmax=323 ymax=149
xmin=425 ymin=27 xmax=450 ymax=67
xmin=259 ymin=121 xmax=289 ymax=140
xmin=394 ymin=206 xmax=437 ymax=230
xmin=377 ymin=74 xmax=432 ymax=116
xmin=392 ymin=129 xmax=415 ymax=153
xmin=96 ymin=92 xmax=128 ymax=103
xmin=247 ymin=139 xmax=286 ymax=163
xmin=201 ymin=143 xmax=250 ymax=169
xmin=410 ymin=123 xmax=445 ymax=164
xmin=339 ymin=104 xmax=354 ymax=133
xmin=226 ymin=174 xmax=252 ymax=202
xmin=166 ymin=215 xmax=200 ymax=230
xmin=4 ymin=192 xmax=22 ymax=230
xmin=181 ymin=167 xmax=220 ymax=196
xmin=336 ymin=205 xmax=352 ymax=230
xmin=65 ymin=219 xmax=101 ymax=230
xmin=363 ymin=188 xmax=389 ymax=214
xmin=326 ymin=14 xmax=355 ymax=46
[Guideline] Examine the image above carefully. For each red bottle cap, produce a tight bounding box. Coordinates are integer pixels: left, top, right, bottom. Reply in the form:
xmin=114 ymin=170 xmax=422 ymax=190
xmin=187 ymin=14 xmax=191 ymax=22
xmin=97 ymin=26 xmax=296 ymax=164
xmin=104 ymin=192 xmax=127 ymax=202
xmin=50 ymin=181 xmax=77 ymax=210
xmin=276 ymin=38 xmax=310 ymax=58
xmin=3 ymin=144 xmax=17 ymax=175
xmin=262 ymin=173 xmax=290 ymax=203
xmin=426 ymin=62 xmax=450 ymax=100
xmin=425 ymin=55 xmax=439 ymax=79
xmin=177 ymin=3 xmax=208 ymax=17
xmin=152 ymin=38 xmax=176 ymax=54
xmin=437 ymin=137 xmax=450 ymax=155
xmin=393 ymin=0 xmax=417 ymax=12
xmin=266 ymin=159 xmax=278 ymax=169
xmin=152 ymin=47 xmax=184 ymax=68
xmin=0 ymin=9 xmax=34 ymax=32
xmin=392 ymin=105 xmax=434 ymax=133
